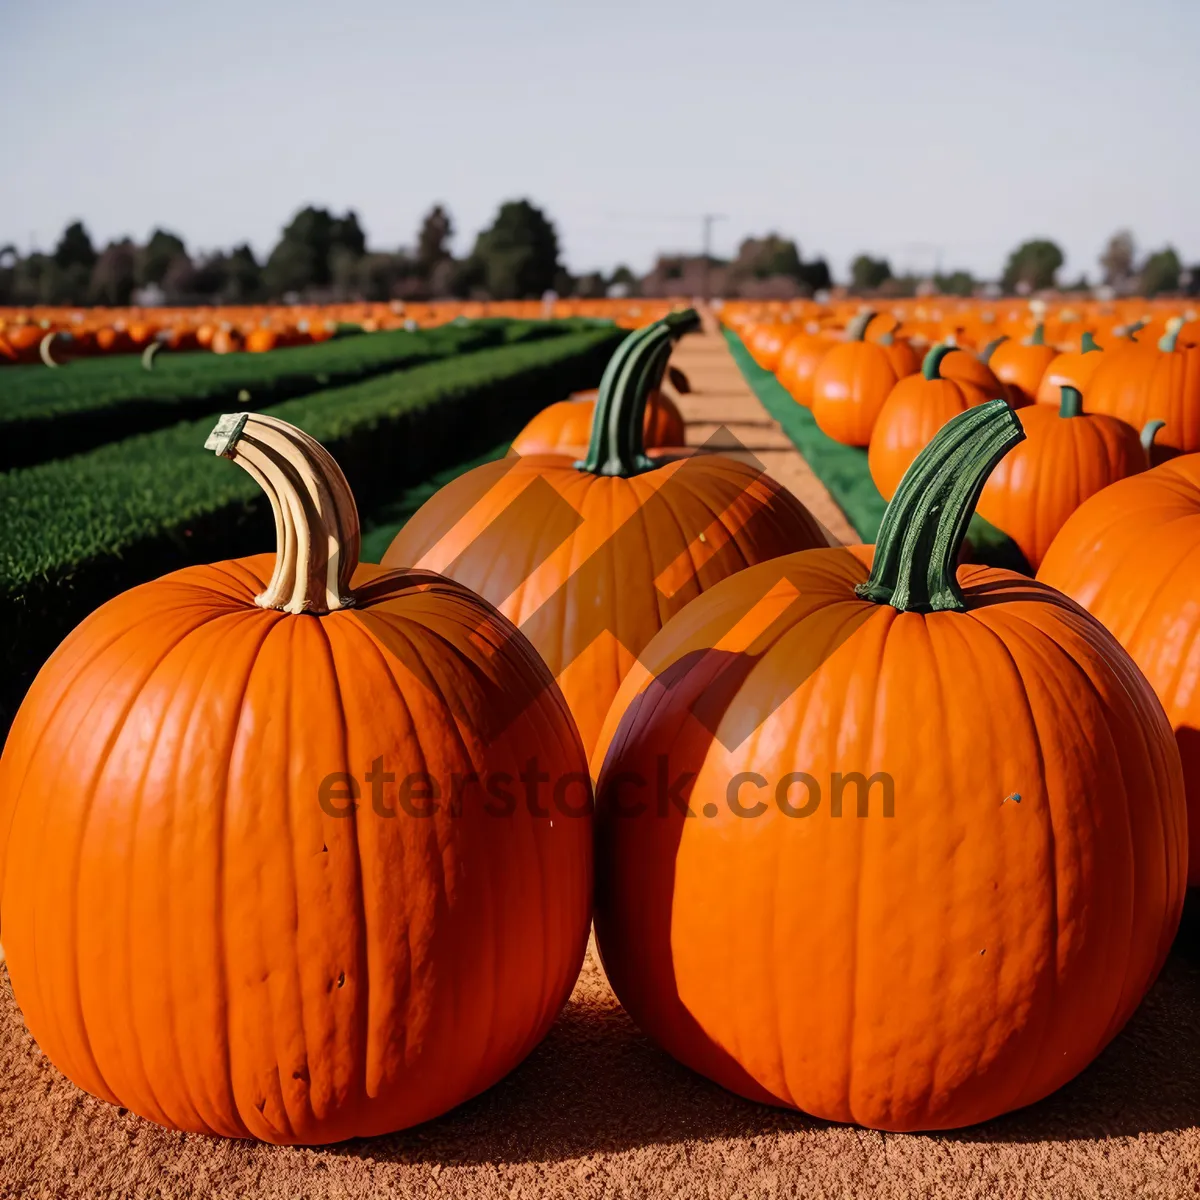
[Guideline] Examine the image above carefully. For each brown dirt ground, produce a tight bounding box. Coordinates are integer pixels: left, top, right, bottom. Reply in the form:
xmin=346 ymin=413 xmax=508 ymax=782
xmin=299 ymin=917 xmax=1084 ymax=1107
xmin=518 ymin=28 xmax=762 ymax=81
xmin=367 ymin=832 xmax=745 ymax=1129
xmin=2 ymin=331 xmax=1198 ymax=1198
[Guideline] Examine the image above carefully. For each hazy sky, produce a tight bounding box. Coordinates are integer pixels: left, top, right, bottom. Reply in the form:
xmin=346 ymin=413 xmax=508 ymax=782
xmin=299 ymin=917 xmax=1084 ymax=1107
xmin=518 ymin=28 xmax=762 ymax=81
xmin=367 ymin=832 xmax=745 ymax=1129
xmin=5 ymin=0 xmax=1197 ymax=280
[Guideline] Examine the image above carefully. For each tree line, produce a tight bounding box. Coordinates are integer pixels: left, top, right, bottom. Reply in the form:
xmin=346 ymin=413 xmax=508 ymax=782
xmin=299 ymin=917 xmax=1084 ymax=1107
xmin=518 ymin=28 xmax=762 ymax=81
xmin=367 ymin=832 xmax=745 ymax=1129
xmin=1 ymin=202 xmax=1194 ymax=306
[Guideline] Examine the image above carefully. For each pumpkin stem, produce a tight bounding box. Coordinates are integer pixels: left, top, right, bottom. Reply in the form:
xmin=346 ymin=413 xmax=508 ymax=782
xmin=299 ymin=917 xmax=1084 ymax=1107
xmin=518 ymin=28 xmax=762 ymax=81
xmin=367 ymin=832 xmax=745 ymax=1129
xmin=845 ymin=310 xmax=875 ymax=342
xmin=1159 ymin=316 xmax=1185 ymax=353
xmin=922 ymin=343 xmax=954 ymax=380
xmin=980 ymin=335 xmax=1008 ymax=364
xmin=1141 ymin=418 xmax=1165 ymax=459
xmin=205 ymin=413 xmax=360 ymax=614
xmin=1059 ymin=385 xmax=1084 ymax=418
xmin=1080 ymin=331 xmax=1100 ymax=354
xmin=576 ymin=312 xmax=695 ymax=477
xmin=1026 ymin=323 xmax=1045 ymax=346
xmin=855 ymin=399 xmax=1024 ymax=613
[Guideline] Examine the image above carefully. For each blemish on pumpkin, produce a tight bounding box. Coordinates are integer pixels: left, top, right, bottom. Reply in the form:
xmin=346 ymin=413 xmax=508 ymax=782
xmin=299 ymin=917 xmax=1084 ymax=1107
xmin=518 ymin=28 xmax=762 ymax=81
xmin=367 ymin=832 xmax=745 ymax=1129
xmin=337 ymin=972 xmax=346 ymax=988
xmin=1002 ymin=792 xmax=1021 ymax=805
xmin=321 ymin=843 xmax=328 ymax=854
xmin=255 ymin=1098 xmax=267 ymax=1113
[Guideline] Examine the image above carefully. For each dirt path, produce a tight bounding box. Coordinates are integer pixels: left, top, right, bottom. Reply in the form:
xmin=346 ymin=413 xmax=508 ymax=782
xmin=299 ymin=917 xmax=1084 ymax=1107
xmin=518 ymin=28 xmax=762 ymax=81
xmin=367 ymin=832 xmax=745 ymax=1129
xmin=668 ymin=328 xmax=860 ymax=544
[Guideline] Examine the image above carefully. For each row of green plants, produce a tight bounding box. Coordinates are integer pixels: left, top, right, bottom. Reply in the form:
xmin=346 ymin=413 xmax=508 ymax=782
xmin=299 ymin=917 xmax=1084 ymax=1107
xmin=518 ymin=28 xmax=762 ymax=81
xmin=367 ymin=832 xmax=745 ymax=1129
xmin=0 ymin=325 xmax=623 ymax=728
xmin=0 ymin=318 xmax=591 ymax=468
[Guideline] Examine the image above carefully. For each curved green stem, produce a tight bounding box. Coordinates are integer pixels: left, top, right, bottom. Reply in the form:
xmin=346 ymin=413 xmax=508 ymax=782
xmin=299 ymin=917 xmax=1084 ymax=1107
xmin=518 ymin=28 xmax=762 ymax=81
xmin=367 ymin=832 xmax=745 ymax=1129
xmin=845 ymin=310 xmax=875 ymax=342
xmin=1159 ymin=317 xmax=1185 ymax=353
xmin=1026 ymin=323 xmax=1045 ymax=346
xmin=980 ymin=335 xmax=1008 ymax=364
xmin=1142 ymin=418 xmax=1165 ymax=458
xmin=922 ymin=343 xmax=955 ymax=380
xmin=1059 ymin=385 xmax=1083 ymax=418
xmin=1080 ymin=331 xmax=1100 ymax=354
xmin=855 ymin=399 xmax=1024 ymax=613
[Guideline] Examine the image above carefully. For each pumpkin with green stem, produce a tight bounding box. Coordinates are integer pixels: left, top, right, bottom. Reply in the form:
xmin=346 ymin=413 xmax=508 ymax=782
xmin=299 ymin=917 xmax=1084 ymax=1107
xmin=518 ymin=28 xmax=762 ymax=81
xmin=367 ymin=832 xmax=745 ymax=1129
xmin=976 ymin=386 xmax=1154 ymax=569
xmin=1034 ymin=331 xmax=1105 ymax=405
xmin=0 ymin=414 xmax=593 ymax=1144
xmin=868 ymin=342 xmax=1008 ymax=501
xmin=982 ymin=323 xmax=1056 ymax=407
xmin=591 ymin=399 xmax=1186 ymax=1132
xmin=1082 ymin=317 xmax=1200 ymax=453
xmin=383 ymin=314 xmax=830 ymax=756
xmin=809 ymin=310 xmax=921 ymax=446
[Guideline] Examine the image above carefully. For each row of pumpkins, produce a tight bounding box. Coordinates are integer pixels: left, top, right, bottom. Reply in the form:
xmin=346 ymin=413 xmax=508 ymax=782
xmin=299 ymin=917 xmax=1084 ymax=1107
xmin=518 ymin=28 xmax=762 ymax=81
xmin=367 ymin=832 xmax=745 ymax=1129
xmin=0 ymin=299 xmax=685 ymax=364
xmin=0 ymin=310 xmax=1193 ymax=1145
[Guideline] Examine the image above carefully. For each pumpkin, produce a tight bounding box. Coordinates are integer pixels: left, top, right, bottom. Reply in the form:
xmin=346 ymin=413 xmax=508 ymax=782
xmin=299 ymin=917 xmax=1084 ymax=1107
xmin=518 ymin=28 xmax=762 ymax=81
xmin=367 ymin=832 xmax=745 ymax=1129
xmin=982 ymin=323 xmax=1056 ymax=407
xmin=1082 ymin=317 xmax=1200 ymax=454
xmin=810 ymin=310 xmax=921 ymax=446
xmin=775 ymin=325 xmax=835 ymax=408
xmin=591 ymin=399 xmax=1186 ymax=1132
xmin=511 ymin=388 xmax=685 ymax=458
xmin=868 ymin=342 xmax=1007 ymax=501
xmin=1034 ymin=331 xmax=1105 ymax=405
xmin=1038 ymin=450 xmax=1200 ymax=885
xmin=382 ymin=314 xmax=830 ymax=757
xmin=976 ymin=386 xmax=1152 ymax=570
xmin=0 ymin=414 xmax=592 ymax=1144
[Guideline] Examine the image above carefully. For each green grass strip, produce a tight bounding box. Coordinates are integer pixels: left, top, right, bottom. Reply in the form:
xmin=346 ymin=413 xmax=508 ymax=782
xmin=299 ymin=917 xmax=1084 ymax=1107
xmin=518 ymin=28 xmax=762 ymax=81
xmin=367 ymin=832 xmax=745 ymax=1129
xmin=723 ymin=329 xmax=1029 ymax=569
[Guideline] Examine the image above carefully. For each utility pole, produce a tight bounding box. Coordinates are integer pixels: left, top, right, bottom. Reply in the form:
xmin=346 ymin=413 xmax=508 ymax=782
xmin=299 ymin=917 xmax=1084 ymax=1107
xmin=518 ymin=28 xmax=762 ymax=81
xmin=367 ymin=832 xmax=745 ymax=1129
xmin=701 ymin=213 xmax=727 ymax=302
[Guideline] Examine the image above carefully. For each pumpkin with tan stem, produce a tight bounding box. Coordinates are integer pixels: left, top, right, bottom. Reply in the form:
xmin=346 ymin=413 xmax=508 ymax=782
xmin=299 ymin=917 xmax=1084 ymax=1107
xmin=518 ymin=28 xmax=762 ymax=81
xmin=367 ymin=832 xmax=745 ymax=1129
xmin=1034 ymin=331 xmax=1105 ymax=405
xmin=1082 ymin=317 xmax=1200 ymax=453
xmin=383 ymin=314 xmax=830 ymax=757
xmin=977 ymin=386 xmax=1155 ymax=569
xmin=810 ymin=310 xmax=920 ymax=446
xmin=0 ymin=414 xmax=592 ymax=1145
xmin=1038 ymin=451 xmax=1200 ymax=886
xmin=868 ymin=342 xmax=1007 ymax=501
xmin=591 ymin=400 xmax=1186 ymax=1132
xmin=983 ymin=323 xmax=1056 ymax=407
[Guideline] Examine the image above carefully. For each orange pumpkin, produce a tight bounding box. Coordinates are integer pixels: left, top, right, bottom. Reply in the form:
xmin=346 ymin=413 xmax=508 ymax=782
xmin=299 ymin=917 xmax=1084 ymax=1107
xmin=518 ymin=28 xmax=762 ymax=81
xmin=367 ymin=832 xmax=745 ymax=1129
xmin=592 ymin=400 xmax=1186 ymax=1131
xmin=868 ymin=343 xmax=1007 ymax=501
xmin=1082 ymin=318 xmax=1200 ymax=454
xmin=1038 ymin=451 xmax=1200 ymax=885
xmin=810 ymin=311 xmax=921 ymax=446
xmin=775 ymin=325 xmax=835 ymax=408
xmin=0 ymin=414 xmax=592 ymax=1144
xmin=511 ymin=388 xmax=685 ymax=458
xmin=983 ymin=323 xmax=1056 ymax=407
xmin=383 ymin=315 xmax=830 ymax=756
xmin=976 ymin=387 xmax=1151 ymax=569
xmin=1034 ymin=331 xmax=1105 ymax=405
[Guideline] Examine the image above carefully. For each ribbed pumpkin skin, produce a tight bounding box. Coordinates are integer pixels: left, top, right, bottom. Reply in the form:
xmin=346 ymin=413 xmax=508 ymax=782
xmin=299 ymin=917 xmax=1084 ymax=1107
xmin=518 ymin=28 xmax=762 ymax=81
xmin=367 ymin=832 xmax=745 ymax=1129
xmin=868 ymin=350 xmax=1007 ymax=501
xmin=1038 ymin=453 xmax=1200 ymax=885
xmin=1034 ymin=346 xmax=1105 ymax=405
xmin=1084 ymin=340 xmax=1200 ymax=453
xmin=592 ymin=548 xmax=1186 ymax=1131
xmin=511 ymin=390 xmax=685 ymax=458
xmin=0 ymin=556 xmax=592 ymax=1144
xmin=988 ymin=340 xmax=1056 ymax=407
xmin=775 ymin=333 xmax=834 ymax=408
xmin=976 ymin=406 xmax=1147 ymax=568
xmin=810 ymin=340 xmax=920 ymax=446
xmin=382 ymin=454 xmax=828 ymax=757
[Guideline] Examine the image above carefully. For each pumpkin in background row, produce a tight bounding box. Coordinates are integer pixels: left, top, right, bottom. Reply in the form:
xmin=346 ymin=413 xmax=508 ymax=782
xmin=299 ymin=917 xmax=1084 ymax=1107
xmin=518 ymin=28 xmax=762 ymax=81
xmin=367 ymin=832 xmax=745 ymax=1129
xmin=592 ymin=400 xmax=1186 ymax=1132
xmin=868 ymin=342 xmax=1008 ymax=501
xmin=983 ymin=324 xmax=1056 ymax=407
xmin=775 ymin=324 xmax=835 ymax=408
xmin=0 ymin=414 xmax=592 ymax=1145
xmin=810 ymin=310 xmax=921 ymax=446
xmin=1034 ymin=331 xmax=1105 ymax=405
xmin=1038 ymin=451 xmax=1200 ymax=886
xmin=511 ymin=386 xmax=685 ymax=458
xmin=976 ymin=386 xmax=1153 ymax=569
xmin=1083 ymin=318 xmax=1200 ymax=454
xmin=384 ymin=313 xmax=831 ymax=757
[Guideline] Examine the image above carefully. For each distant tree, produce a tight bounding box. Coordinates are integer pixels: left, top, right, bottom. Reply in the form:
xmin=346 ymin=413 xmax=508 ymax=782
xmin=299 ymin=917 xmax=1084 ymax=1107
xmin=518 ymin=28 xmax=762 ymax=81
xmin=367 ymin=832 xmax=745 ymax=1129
xmin=934 ymin=269 xmax=975 ymax=296
xmin=264 ymin=206 xmax=363 ymax=296
xmin=798 ymin=258 xmax=832 ymax=293
xmin=608 ymin=264 xmax=641 ymax=297
xmin=160 ymin=253 xmax=199 ymax=300
xmin=89 ymin=239 xmax=139 ymax=305
xmin=471 ymin=199 xmax=561 ymax=299
xmin=1099 ymin=229 xmax=1137 ymax=291
xmin=416 ymin=204 xmax=454 ymax=278
xmin=851 ymin=254 xmax=892 ymax=291
xmin=1001 ymin=239 xmax=1063 ymax=293
xmin=1141 ymin=246 xmax=1181 ymax=297
xmin=54 ymin=221 xmax=97 ymax=271
xmin=137 ymin=228 xmax=187 ymax=287
xmin=735 ymin=234 xmax=804 ymax=280
xmin=574 ymin=271 xmax=608 ymax=298
xmin=330 ymin=211 xmax=366 ymax=259
xmin=224 ymin=243 xmax=264 ymax=302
